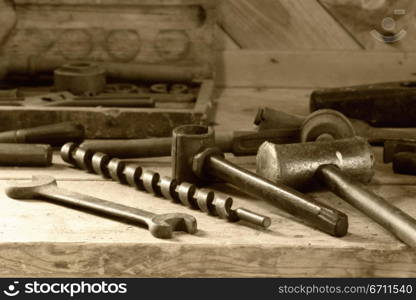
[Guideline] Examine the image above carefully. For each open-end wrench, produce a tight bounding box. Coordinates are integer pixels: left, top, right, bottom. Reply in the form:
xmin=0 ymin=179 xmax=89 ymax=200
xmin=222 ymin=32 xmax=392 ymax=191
xmin=5 ymin=175 xmax=197 ymax=239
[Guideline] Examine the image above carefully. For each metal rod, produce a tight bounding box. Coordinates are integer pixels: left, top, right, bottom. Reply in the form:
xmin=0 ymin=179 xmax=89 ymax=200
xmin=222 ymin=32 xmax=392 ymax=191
xmin=206 ymin=155 xmax=348 ymax=237
xmin=317 ymin=164 xmax=416 ymax=247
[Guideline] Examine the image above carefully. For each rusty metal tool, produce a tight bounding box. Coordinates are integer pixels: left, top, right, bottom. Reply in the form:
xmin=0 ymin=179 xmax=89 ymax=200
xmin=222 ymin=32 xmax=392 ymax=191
xmin=255 ymin=107 xmax=416 ymax=144
xmin=8 ymin=56 xmax=209 ymax=83
xmin=79 ymin=128 xmax=300 ymax=158
xmin=257 ymin=136 xmax=416 ymax=247
xmin=310 ymin=81 xmax=416 ymax=127
xmin=5 ymin=175 xmax=197 ymax=239
xmin=384 ymin=139 xmax=416 ymax=163
xmin=255 ymin=107 xmax=303 ymax=130
xmin=60 ymin=143 xmax=271 ymax=228
xmin=257 ymin=137 xmax=374 ymax=189
xmin=171 ymin=124 xmax=348 ymax=237
xmin=0 ymin=122 xmax=84 ymax=146
xmin=54 ymin=62 xmax=106 ymax=96
xmin=0 ymin=143 xmax=52 ymax=166
xmin=392 ymin=152 xmax=416 ymax=175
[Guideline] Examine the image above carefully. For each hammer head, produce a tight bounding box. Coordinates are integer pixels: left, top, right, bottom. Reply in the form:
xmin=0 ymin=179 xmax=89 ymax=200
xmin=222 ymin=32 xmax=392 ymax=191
xmin=5 ymin=175 xmax=57 ymax=199
xmin=256 ymin=137 xmax=375 ymax=189
xmin=149 ymin=213 xmax=197 ymax=239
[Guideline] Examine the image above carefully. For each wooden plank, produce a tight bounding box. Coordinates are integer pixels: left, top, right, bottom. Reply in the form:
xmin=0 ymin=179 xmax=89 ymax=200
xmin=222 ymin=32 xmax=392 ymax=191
xmin=319 ymin=0 xmax=416 ymax=51
xmin=218 ymin=0 xmax=360 ymax=50
xmin=217 ymin=50 xmax=416 ymax=88
xmin=0 ymin=105 xmax=205 ymax=139
xmin=1 ymin=0 xmax=216 ymax=79
xmin=0 ymin=243 xmax=414 ymax=277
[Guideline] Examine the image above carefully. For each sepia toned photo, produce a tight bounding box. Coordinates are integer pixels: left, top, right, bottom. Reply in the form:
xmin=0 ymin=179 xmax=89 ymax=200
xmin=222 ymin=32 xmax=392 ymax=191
xmin=0 ymin=0 xmax=415 ymax=298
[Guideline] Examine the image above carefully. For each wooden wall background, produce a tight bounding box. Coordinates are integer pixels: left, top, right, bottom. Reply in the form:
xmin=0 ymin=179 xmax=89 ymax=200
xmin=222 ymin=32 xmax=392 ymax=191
xmin=215 ymin=0 xmax=416 ymax=88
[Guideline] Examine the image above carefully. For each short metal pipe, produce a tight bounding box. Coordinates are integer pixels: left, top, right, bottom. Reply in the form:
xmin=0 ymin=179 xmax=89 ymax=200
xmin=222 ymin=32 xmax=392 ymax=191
xmin=0 ymin=143 xmax=52 ymax=166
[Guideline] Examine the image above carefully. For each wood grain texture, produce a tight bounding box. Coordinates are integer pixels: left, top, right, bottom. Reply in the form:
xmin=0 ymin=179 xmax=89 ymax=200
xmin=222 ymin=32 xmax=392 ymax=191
xmin=14 ymin=0 xmax=218 ymax=7
xmin=0 ymin=88 xmax=415 ymax=277
xmin=0 ymin=179 xmax=414 ymax=277
xmin=215 ymin=24 xmax=240 ymax=50
xmin=218 ymin=0 xmax=360 ymax=50
xmin=217 ymin=50 xmax=416 ymax=88
xmin=0 ymin=243 xmax=414 ymax=277
xmin=319 ymin=0 xmax=416 ymax=51
xmin=0 ymin=102 xmax=208 ymax=139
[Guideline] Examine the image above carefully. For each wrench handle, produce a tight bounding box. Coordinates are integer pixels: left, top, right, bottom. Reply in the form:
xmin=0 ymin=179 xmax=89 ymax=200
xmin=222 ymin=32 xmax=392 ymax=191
xmin=40 ymin=186 xmax=155 ymax=227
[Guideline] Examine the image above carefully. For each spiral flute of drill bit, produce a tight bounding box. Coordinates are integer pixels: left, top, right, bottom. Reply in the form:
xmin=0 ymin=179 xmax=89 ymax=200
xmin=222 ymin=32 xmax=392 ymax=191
xmin=60 ymin=143 xmax=271 ymax=228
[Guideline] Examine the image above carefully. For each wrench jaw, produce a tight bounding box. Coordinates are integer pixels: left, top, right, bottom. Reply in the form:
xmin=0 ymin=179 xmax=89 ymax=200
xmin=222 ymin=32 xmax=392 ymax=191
xmin=150 ymin=214 xmax=198 ymax=239
xmin=5 ymin=175 xmax=57 ymax=200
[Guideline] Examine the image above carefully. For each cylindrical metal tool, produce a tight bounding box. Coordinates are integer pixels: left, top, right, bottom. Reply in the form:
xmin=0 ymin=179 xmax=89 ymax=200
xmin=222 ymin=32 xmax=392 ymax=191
xmin=309 ymin=81 xmax=416 ymax=127
xmin=54 ymin=62 xmax=106 ymax=95
xmin=0 ymin=143 xmax=52 ymax=166
xmin=384 ymin=139 xmax=416 ymax=163
xmin=255 ymin=107 xmax=303 ymax=130
xmin=214 ymin=128 xmax=300 ymax=156
xmin=172 ymin=125 xmax=216 ymax=184
xmin=9 ymin=56 xmax=208 ymax=83
xmin=204 ymin=154 xmax=348 ymax=236
xmin=172 ymin=125 xmax=348 ymax=237
xmin=256 ymin=138 xmax=416 ymax=247
xmin=392 ymin=152 xmax=416 ymax=175
xmin=81 ymin=138 xmax=172 ymax=158
xmin=80 ymin=128 xmax=300 ymax=158
xmin=317 ymin=164 xmax=416 ymax=247
xmin=0 ymin=122 xmax=85 ymax=146
xmin=255 ymin=107 xmax=416 ymax=145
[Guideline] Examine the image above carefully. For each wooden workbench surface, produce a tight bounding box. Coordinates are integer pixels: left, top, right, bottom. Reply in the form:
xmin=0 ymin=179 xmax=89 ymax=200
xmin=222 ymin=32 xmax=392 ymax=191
xmin=1 ymin=88 xmax=415 ymax=278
